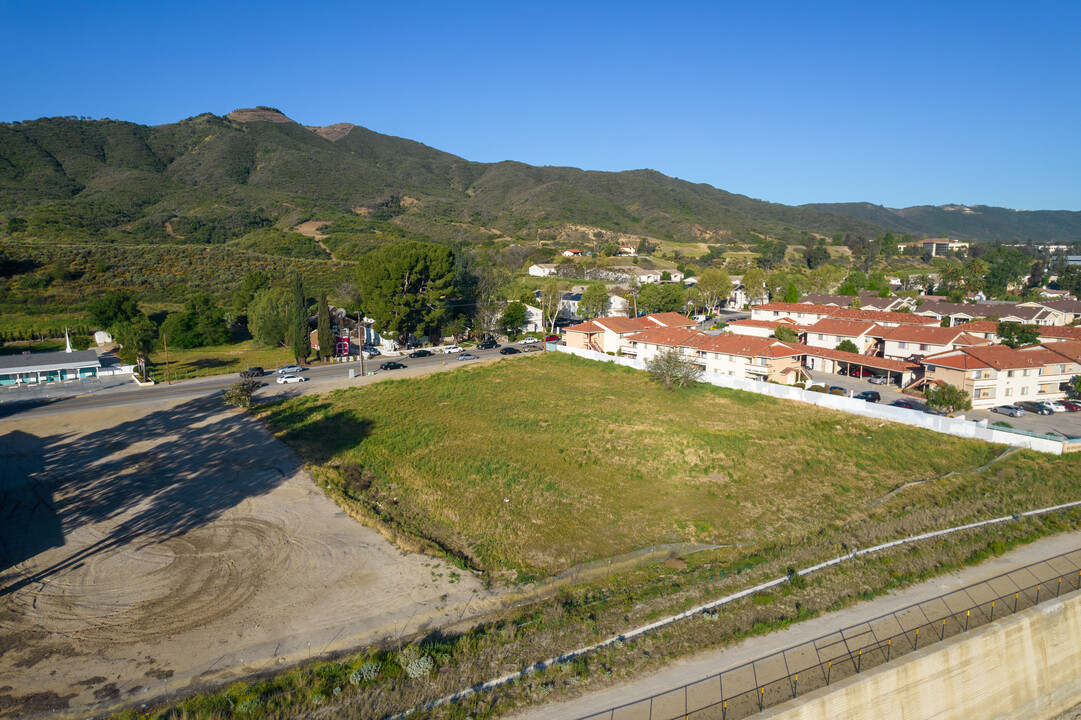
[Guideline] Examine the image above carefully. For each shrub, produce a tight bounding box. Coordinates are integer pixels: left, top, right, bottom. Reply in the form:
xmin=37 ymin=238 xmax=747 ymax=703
xmin=224 ymin=379 xmax=259 ymax=407
xmin=348 ymin=662 xmax=380 ymax=685
xmin=405 ymin=655 xmax=435 ymax=679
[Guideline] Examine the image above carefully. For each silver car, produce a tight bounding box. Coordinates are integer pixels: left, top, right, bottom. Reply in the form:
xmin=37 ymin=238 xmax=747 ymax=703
xmin=991 ymin=405 xmax=1025 ymax=417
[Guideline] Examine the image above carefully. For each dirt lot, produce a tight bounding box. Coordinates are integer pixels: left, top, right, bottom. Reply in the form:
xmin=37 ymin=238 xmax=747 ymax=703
xmin=0 ymin=396 xmax=490 ymax=718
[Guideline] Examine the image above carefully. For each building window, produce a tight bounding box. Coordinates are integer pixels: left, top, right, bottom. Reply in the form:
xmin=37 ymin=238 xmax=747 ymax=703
xmin=1007 ymin=370 xmax=1014 ymax=378
xmin=898 ymin=342 xmax=908 ymax=349
xmin=1023 ymin=369 xmax=1030 ymax=376
xmin=1021 ymin=387 xmax=1029 ymax=395
xmin=919 ymin=344 xmax=929 ymax=351
xmin=1005 ymin=388 xmax=1013 ymax=397
xmin=817 ymin=334 xmax=825 ymax=341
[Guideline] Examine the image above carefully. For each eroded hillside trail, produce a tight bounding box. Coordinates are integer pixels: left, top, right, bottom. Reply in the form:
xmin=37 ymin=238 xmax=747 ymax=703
xmin=293 ymin=220 xmax=336 ymax=260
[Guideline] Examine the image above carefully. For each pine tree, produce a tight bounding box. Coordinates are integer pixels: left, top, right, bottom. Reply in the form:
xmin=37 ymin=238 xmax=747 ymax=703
xmin=317 ymin=294 xmax=333 ymax=362
xmin=290 ymin=275 xmax=310 ymax=364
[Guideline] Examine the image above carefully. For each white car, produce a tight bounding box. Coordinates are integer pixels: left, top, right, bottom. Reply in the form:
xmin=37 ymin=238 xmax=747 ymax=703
xmin=519 ymin=337 xmax=539 ymax=344
xmin=278 ymin=365 xmax=303 ymax=374
xmin=1045 ymin=400 xmax=1068 ymax=413
xmin=443 ymin=345 xmax=464 ymax=353
xmin=276 ymin=374 xmax=307 ymax=384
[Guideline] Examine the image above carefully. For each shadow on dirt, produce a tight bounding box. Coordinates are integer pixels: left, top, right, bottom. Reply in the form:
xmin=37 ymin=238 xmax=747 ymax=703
xmin=0 ymin=394 xmax=364 ymax=595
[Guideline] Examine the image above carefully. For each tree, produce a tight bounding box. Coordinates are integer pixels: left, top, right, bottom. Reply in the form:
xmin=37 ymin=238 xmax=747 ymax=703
xmin=114 ymin=314 xmax=157 ymax=381
xmin=538 ymin=278 xmax=568 ymax=333
xmin=290 ymin=274 xmax=310 ymax=363
xmin=249 ymin=287 xmax=290 ymax=347
xmin=637 ymin=283 xmax=686 ymax=313
xmin=444 ymin=315 xmax=469 ymax=343
xmin=1071 ymin=375 xmax=1081 ymax=397
xmin=807 ymin=265 xmax=845 ymax=293
xmin=577 ymin=284 xmax=609 ymax=319
xmin=741 ymin=267 xmax=767 ymax=305
xmin=636 ymin=238 xmax=657 ymax=256
xmin=317 ymin=294 xmax=333 ymax=361
xmin=500 ymin=301 xmax=528 ymax=337
xmin=645 ymin=348 xmax=703 ymax=390
xmin=161 ymin=293 xmax=230 ymax=349
xmin=998 ymin=321 xmax=1040 ymax=349
xmin=695 ymin=268 xmax=731 ymax=312
xmin=774 ymin=325 xmax=799 ymax=343
xmin=783 ymin=282 xmax=799 ymax=303
xmin=836 ymin=339 xmax=859 ymax=354
xmin=925 ymin=383 xmax=972 ymax=415
xmin=358 ymin=241 xmax=457 ymax=345
xmin=88 ymin=290 xmax=140 ymax=331
xmin=224 ymin=379 xmax=260 ymax=408
xmin=233 ymin=270 xmax=270 ymax=313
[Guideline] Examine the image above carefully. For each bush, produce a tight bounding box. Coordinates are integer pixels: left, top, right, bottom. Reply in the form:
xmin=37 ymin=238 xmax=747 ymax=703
xmin=224 ymin=380 xmax=259 ymax=407
xmin=404 ymin=655 xmax=434 ymax=679
xmin=348 ymin=661 xmax=380 ymax=685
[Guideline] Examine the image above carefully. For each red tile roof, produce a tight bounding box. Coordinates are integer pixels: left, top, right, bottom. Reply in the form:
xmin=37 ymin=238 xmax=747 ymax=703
xmin=1026 ymin=340 xmax=1081 ymax=364
xmin=804 ymin=318 xmax=879 ymax=337
xmin=879 ymin=324 xmax=988 ymax=344
xmin=826 ymin=307 xmax=938 ymax=325
xmin=922 ymin=345 xmax=1046 ymax=371
xmin=793 ymin=344 xmax=919 ymax=373
xmin=696 ymin=334 xmax=803 ymax=358
xmin=727 ymin=318 xmax=801 ymax=330
xmin=564 ymin=320 xmax=605 ymax=333
xmin=595 ymin=316 xmax=653 ymax=333
xmin=622 ymin=327 xmax=704 ymax=347
xmin=644 ymin=312 xmax=697 ymax=328
xmin=1039 ymin=326 xmax=1081 ymax=342
xmin=753 ymin=302 xmax=834 ymax=314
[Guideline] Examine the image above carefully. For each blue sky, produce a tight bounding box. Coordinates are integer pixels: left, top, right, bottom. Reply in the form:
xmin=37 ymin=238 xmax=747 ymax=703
xmin=2 ymin=1 xmax=1078 ymax=210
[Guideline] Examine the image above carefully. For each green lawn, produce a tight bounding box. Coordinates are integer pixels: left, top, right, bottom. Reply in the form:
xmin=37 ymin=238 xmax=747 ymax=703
xmin=253 ymin=353 xmax=1065 ymax=578
xmin=148 ymin=339 xmax=294 ymax=381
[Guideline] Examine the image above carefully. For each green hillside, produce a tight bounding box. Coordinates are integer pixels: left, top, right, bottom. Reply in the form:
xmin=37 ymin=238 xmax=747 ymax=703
xmin=804 ymin=202 xmax=1081 ymax=243
xmin=1 ymin=107 xmax=889 ymax=257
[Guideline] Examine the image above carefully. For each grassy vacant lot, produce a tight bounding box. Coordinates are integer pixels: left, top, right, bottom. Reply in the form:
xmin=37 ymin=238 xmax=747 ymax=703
xmin=257 ymin=353 xmax=1011 ymax=579
xmin=147 ymin=339 xmax=294 ymax=382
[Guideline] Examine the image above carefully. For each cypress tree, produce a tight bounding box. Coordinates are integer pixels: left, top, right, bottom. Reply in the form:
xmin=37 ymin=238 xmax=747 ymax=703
xmin=289 ymin=274 xmax=310 ymax=364
xmin=317 ymin=294 xmax=333 ymax=362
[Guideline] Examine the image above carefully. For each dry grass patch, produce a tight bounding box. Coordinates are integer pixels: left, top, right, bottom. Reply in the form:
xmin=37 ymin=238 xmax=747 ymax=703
xmin=255 ymin=354 xmax=1016 ymax=579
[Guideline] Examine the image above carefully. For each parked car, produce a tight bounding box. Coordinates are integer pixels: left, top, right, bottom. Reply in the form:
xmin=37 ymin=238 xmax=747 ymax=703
xmin=1015 ymin=401 xmax=1053 ymax=415
xmin=276 ymin=374 xmax=307 ymax=384
xmin=278 ymin=365 xmax=303 ymax=374
xmin=478 ymin=339 xmax=499 ymax=349
xmin=408 ymin=349 xmax=432 ymax=358
xmin=889 ymin=399 xmax=916 ymax=409
xmin=443 ymin=345 xmax=463 ymax=353
xmin=991 ymin=405 xmax=1026 ymax=417
xmin=1044 ymin=400 xmax=1068 ymax=413
xmin=868 ymin=375 xmax=893 ymax=385
xmin=854 ymin=391 xmax=881 ymax=403
xmin=842 ymin=367 xmax=873 ymax=378
xmin=457 ymin=353 xmax=479 ymax=361
xmin=1062 ymin=400 xmax=1081 ymax=412
xmin=362 ymin=346 xmax=380 ymax=356
xmin=499 ymin=347 xmax=520 ymax=355
xmin=543 ymin=334 xmax=560 ymax=342
xmin=520 ymin=337 xmax=539 ymax=344
xmin=520 ymin=346 xmax=540 ymax=352
xmin=379 ymin=361 xmax=406 ymax=370
xmin=240 ymin=367 xmax=264 ymax=378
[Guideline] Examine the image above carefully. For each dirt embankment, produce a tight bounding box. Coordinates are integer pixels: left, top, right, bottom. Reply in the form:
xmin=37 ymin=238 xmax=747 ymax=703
xmin=292 ymin=220 xmax=336 ymax=260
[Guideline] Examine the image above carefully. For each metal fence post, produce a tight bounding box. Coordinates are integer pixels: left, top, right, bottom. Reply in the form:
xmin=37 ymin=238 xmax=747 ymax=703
xmin=1037 ymin=584 xmax=1041 ymax=604
xmin=990 ymin=600 xmax=995 ymax=622
xmin=914 ymin=628 xmax=919 ymax=650
xmin=827 ymin=660 xmax=832 ymax=685
xmin=965 ymin=610 xmax=970 ymax=632
xmin=1015 ymin=592 xmax=1019 ymax=613
xmin=887 ymin=638 xmax=891 ymax=662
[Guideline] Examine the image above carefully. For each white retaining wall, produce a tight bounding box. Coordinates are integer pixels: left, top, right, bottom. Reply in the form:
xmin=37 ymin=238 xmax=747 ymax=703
xmin=551 ymin=344 xmax=1067 ymax=455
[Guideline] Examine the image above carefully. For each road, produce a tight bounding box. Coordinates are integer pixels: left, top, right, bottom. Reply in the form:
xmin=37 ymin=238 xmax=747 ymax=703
xmin=0 ymin=344 xmax=541 ymax=421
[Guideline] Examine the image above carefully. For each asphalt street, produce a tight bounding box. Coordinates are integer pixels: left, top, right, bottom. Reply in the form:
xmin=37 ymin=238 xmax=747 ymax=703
xmin=0 ymin=344 xmax=541 ymax=421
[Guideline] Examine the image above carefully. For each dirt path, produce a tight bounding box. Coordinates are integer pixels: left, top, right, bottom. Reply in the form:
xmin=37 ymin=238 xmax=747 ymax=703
xmin=292 ymin=220 xmax=336 ymax=260
xmin=506 ymin=529 xmax=1081 ymax=720
xmin=0 ymin=395 xmax=494 ymax=719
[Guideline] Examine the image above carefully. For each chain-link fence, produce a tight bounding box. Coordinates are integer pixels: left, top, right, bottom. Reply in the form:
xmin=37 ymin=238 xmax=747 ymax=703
xmin=578 ymin=548 xmax=1081 ymax=720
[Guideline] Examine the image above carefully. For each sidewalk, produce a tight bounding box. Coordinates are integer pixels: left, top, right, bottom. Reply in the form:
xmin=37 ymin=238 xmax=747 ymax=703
xmin=506 ymin=529 xmax=1081 ymax=720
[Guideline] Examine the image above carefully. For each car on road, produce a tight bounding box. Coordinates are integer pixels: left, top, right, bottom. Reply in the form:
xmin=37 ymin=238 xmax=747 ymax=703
xmin=443 ymin=345 xmax=463 ymax=353
xmin=379 ymin=361 xmax=406 ymax=370
xmin=499 ymin=347 xmax=520 ymax=355
xmin=841 ymin=367 xmax=873 ymax=378
xmin=1063 ymin=400 xmax=1081 ymax=412
xmin=408 ymin=349 xmax=433 ymax=358
xmin=889 ymin=399 xmax=917 ymax=409
xmin=240 ymin=367 xmax=264 ymax=379
xmin=992 ymin=405 xmax=1026 ymax=417
xmin=1016 ymin=401 xmax=1053 ymax=415
xmin=478 ymin=339 xmax=499 ymax=349
xmin=457 ymin=353 xmax=479 ymax=361
xmin=869 ymin=375 xmax=893 ymax=385
xmin=276 ymin=374 xmax=307 ymax=384
xmin=519 ymin=337 xmax=539 ymax=344
xmin=278 ymin=365 xmax=303 ymax=374
xmin=854 ymin=391 xmax=881 ymax=403
xmin=543 ymin=334 xmax=560 ymax=342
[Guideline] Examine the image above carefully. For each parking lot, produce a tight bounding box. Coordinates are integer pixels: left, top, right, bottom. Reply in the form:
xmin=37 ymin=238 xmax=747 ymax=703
xmin=807 ymin=370 xmax=1081 ymax=439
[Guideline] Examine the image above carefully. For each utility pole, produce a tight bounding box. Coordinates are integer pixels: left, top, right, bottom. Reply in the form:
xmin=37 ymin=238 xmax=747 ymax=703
xmin=163 ymin=333 xmax=171 ymax=385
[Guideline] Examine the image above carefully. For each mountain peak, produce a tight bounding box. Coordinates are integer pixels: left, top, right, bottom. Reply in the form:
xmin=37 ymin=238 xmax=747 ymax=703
xmin=225 ymin=106 xmax=296 ymax=124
